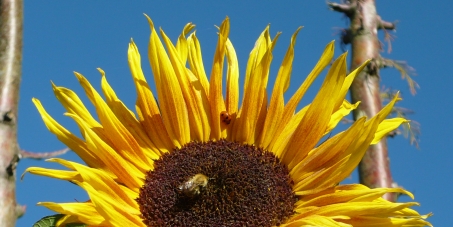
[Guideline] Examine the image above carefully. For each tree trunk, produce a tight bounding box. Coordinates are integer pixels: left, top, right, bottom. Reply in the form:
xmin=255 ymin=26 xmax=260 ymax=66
xmin=0 ymin=0 xmax=23 ymax=225
xmin=348 ymin=0 xmax=396 ymax=202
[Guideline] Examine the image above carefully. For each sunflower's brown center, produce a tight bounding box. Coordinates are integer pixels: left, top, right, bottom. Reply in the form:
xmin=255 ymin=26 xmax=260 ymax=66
xmin=137 ymin=140 xmax=296 ymax=227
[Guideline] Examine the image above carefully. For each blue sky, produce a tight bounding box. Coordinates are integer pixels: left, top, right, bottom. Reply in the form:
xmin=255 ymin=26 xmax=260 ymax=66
xmin=17 ymin=2 xmax=451 ymax=226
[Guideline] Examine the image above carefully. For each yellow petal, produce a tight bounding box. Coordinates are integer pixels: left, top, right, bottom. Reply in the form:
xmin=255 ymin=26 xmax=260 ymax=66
xmin=233 ymin=25 xmax=273 ymax=143
xmin=39 ymin=202 xmax=106 ymax=226
xmin=208 ymin=17 xmax=229 ymax=140
xmin=127 ymin=40 xmax=174 ymax=151
xmin=341 ymin=216 xmax=432 ymax=227
xmin=175 ymin=22 xmax=195 ymax=63
xmin=307 ymin=202 xmax=420 ymax=217
xmin=67 ymin=113 xmax=144 ymax=191
xmin=282 ymin=53 xmax=347 ymax=169
xmin=22 ymin=167 xmax=79 ymax=181
xmin=224 ymin=37 xmax=239 ymax=138
xmin=100 ymin=69 xmax=162 ymax=160
xmin=160 ymin=28 xmax=212 ymax=142
xmin=269 ymin=41 xmax=334 ymax=150
xmin=325 ymin=100 xmax=360 ymax=135
xmin=146 ymin=14 xmax=190 ymax=146
xmin=290 ymin=118 xmax=366 ymax=185
xmin=293 ymin=155 xmax=349 ymax=194
xmin=243 ymin=25 xmax=272 ymax=89
xmin=371 ymin=118 xmax=409 ymax=145
xmin=327 ymin=94 xmax=401 ymax=184
xmin=82 ymin=182 xmax=145 ymax=227
xmin=335 ymin=60 xmax=369 ymax=108
xmin=48 ymin=158 xmax=140 ymax=206
xmin=271 ymin=104 xmax=309 ymax=157
xmin=187 ymin=33 xmax=210 ymax=96
xmin=52 ymin=82 xmax=101 ymax=129
xmin=297 ymin=184 xmax=413 ymax=208
xmin=281 ymin=215 xmax=348 ymax=227
xmin=258 ymin=27 xmax=302 ymax=148
xmin=75 ymin=72 xmax=152 ymax=172
xmin=32 ymin=98 xmax=104 ymax=171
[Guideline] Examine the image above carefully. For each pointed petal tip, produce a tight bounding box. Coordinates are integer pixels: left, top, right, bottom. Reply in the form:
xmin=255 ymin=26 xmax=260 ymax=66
xmin=73 ymin=71 xmax=83 ymax=79
xmin=144 ymin=14 xmax=154 ymax=29
xmin=129 ymin=40 xmax=138 ymax=50
xmin=294 ymin=26 xmax=303 ymax=35
xmin=51 ymin=82 xmax=59 ymax=93
xmin=323 ymin=41 xmax=335 ymax=57
xmin=97 ymin=68 xmax=105 ymax=76
xmin=46 ymin=158 xmax=59 ymax=162
xmin=391 ymin=91 xmax=402 ymax=104
xmin=337 ymin=51 xmax=348 ymax=60
xmin=31 ymin=98 xmax=42 ymax=107
xmin=360 ymin=59 xmax=372 ymax=68
xmin=183 ymin=23 xmax=196 ymax=35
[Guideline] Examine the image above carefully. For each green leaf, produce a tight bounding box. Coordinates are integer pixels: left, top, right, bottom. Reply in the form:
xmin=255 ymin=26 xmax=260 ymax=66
xmin=33 ymin=214 xmax=87 ymax=227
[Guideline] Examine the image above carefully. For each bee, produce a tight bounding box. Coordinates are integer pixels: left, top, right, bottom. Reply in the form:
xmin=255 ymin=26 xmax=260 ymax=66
xmin=220 ymin=111 xmax=232 ymax=125
xmin=178 ymin=173 xmax=209 ymax=198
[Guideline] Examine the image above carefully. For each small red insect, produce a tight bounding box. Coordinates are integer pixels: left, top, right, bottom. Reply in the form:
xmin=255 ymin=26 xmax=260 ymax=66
xmin=220 ymin=111 xmax=232 ymax=125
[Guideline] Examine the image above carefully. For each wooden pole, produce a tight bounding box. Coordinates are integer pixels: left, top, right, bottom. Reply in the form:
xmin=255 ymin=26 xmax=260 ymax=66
xmin=330 ymin=0 xmax=396 ymax=201
xmin=0 ymin=0 xmax=23 ymax=225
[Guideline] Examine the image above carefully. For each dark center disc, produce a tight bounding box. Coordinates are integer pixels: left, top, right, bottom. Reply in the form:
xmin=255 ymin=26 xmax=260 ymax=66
xmin=137 ymin=139 xmax=296 ymax=227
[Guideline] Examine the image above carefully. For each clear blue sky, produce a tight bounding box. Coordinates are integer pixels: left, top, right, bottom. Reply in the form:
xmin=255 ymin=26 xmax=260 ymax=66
xmin=17 ymin=2 xmax=451 ymax=226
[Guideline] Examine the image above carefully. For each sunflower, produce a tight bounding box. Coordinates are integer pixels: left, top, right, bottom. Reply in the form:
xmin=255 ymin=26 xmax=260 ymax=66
xmin=25 ymin=16 xmax=431 ymax=227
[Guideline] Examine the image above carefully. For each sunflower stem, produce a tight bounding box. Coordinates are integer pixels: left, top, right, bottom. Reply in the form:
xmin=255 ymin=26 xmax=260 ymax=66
xmin=0 ymin=0 xmax=23 ymax=225
xmin=331 ymin=0 xmax=397 ymax=202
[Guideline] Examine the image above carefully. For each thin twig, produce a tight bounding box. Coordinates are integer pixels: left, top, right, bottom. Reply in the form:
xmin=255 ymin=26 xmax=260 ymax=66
xmin=377 ymin=16 xmax=397 ymax=30
xmin=20 ymin=148 xmax=70 ymax=160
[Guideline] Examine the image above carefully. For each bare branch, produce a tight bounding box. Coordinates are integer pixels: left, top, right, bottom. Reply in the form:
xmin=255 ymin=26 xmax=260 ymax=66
xmin=20 ymin=148 xmax=70 ymax=160
xmin=377 ymin=16 xmax=397 ymax=30
xmin=328 ymin=1 xmax=356 ymax=17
